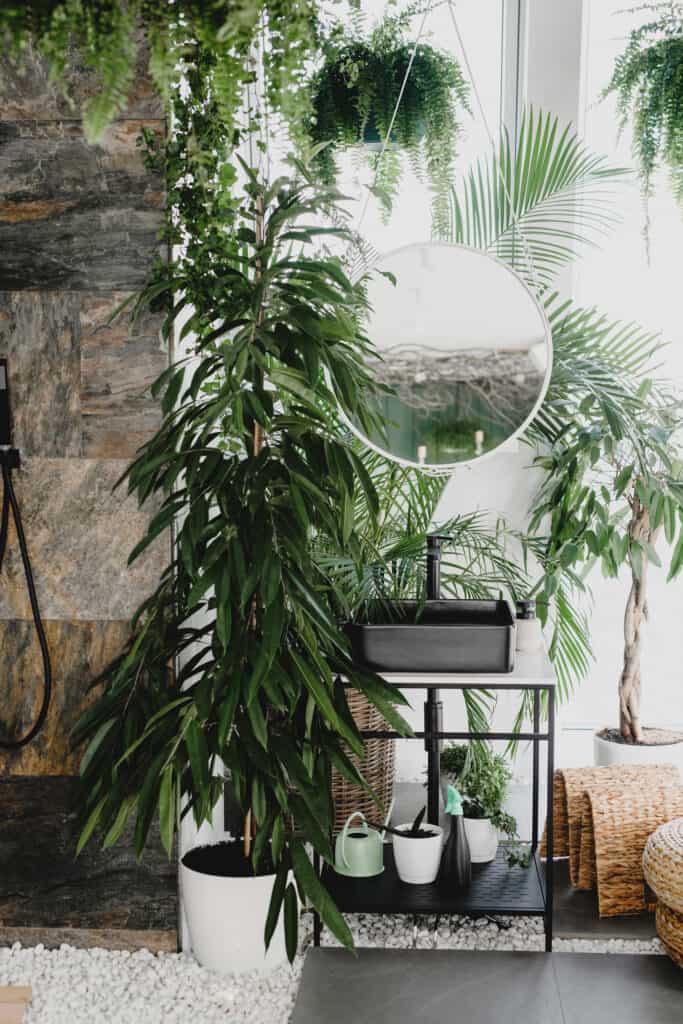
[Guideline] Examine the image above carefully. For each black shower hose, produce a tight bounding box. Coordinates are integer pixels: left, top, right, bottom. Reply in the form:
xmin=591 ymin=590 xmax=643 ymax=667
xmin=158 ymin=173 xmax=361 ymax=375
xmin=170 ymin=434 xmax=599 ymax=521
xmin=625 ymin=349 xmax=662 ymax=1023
xmin=0 ymin=458 xmax=52 ymax=749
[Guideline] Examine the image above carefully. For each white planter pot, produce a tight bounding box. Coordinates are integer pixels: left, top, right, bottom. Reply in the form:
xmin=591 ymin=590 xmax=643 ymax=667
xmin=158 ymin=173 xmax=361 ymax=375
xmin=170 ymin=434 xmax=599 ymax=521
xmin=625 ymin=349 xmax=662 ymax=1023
xmin=392 ymin=824 xmax=443 ymax=884
xmin=463 ymin=817 xmax=498 ymax=863
xmin=594 ymin=731 xmax=683 ymax=777
xmin=181 ymin=845 xmax=289 ymax=974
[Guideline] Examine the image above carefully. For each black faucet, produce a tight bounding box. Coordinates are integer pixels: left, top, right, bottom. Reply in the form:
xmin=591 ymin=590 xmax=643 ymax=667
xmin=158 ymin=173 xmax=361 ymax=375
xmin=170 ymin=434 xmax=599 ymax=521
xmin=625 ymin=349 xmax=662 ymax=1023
xmin=426 ymin=533 xmax=451 ymax=601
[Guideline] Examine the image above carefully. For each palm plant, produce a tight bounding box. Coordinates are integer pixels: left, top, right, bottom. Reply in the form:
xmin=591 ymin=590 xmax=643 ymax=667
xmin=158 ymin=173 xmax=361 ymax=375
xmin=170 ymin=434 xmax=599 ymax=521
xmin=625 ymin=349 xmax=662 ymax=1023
xmin=446 ymin=106 xmax=683 ymax=739
xmin=318 ymin=445 xmax=529 ymax=734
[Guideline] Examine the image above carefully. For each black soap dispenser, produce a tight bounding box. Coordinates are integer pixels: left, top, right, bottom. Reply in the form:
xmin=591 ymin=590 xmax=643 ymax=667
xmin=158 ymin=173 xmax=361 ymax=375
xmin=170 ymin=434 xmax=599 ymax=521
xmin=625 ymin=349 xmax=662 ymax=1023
xmin=440 ymin=784 xmax=471 ymax=888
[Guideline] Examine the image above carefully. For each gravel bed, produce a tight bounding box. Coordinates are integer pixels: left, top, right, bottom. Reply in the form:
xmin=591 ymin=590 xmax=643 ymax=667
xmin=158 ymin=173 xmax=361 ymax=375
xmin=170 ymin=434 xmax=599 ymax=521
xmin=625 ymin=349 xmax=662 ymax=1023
xmin=0 ymin=916 xmax=665 ymax=1023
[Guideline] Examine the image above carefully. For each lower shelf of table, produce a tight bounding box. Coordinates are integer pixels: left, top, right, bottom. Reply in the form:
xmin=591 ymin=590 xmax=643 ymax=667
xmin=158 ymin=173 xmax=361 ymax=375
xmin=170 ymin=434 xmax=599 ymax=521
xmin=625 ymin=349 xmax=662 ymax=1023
xmin=321 ymin=847 xmax=547 ymax=918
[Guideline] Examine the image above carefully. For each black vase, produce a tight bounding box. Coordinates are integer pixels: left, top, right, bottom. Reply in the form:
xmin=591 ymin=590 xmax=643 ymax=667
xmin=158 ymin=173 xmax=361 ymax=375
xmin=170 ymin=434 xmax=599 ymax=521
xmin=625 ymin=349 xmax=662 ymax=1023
xmin=440 ymin=814 xmax=471 ymax=888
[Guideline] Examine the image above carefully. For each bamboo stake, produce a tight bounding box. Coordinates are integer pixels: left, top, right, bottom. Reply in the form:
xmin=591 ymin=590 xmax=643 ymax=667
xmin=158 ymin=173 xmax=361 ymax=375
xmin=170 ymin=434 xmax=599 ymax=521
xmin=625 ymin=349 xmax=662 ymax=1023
xmin=244 ymin=191 xmax=265 ymax=861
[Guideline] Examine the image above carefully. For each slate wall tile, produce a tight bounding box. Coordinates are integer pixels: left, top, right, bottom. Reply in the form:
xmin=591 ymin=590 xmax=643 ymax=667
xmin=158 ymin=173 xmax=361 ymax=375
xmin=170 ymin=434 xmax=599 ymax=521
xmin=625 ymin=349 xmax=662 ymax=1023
xmin=0 ymin=620 xmax=129 ymax=775
xmin=0 ymin=291 xmax=82 ymax=456
xmin=80 ymin=292 xmax=166 ymax=458
xmin=0 ymin=458 xmax=167 ymax=622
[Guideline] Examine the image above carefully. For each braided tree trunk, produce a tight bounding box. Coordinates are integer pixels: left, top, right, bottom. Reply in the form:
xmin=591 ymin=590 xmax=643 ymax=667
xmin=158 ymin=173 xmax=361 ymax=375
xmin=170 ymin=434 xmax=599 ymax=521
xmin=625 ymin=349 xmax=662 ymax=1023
xmin=619 ymin=499 xmax=657 ymax=744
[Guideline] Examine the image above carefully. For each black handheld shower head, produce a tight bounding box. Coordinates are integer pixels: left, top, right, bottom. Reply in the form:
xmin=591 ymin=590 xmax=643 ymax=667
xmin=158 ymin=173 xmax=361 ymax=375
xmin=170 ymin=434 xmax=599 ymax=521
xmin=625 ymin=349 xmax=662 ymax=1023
xmin=0 ymin=358 xmax=11 ymax=447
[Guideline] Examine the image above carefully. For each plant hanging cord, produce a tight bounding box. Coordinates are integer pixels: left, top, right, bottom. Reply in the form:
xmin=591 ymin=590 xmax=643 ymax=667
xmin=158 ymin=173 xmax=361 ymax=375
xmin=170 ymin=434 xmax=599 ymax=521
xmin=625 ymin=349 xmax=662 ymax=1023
xmin=349 ymin=0 xmax=544 ymax=301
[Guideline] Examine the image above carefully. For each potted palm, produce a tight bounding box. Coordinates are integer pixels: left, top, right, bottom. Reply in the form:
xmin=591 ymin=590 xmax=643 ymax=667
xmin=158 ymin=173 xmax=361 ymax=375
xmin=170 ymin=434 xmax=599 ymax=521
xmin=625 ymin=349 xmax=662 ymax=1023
xmin=73 ymin=66 xmax=411 ymax=973
xmin=440 ymin=743 xmax=519 ymax=863
xmin=308 ymin=7 xmax=470 ymax=234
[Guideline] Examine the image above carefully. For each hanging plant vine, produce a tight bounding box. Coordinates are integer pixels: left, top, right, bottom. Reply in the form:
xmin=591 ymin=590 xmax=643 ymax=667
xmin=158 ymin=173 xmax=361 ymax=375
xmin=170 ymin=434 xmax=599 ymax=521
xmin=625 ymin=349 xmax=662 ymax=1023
xmin=605 ymin=3 xmax=683 ymax=214
xmin=308 ymin=5 xmax=470 ymax=236
xmin=0 ymin=0 xmax=319 ymax=142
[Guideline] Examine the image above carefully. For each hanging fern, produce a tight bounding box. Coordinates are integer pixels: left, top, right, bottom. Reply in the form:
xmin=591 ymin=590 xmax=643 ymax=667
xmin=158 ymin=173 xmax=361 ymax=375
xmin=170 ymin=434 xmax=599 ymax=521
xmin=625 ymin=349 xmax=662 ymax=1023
xmin=0 ymin=0 xmax=319 ymax=143
xmin=308 ymin=9 xmax=470 ymax=236
xmin=605 ymin=3 xmax=683 ymax=209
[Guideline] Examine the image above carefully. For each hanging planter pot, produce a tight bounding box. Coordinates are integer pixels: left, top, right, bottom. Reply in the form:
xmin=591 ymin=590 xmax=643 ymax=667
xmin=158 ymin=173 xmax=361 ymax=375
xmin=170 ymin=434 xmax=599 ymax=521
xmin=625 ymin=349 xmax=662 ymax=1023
xmin=308 ymin=13 xmax=470 ymax=233
xmin=181 ymin=841 xmax=289 ymax=974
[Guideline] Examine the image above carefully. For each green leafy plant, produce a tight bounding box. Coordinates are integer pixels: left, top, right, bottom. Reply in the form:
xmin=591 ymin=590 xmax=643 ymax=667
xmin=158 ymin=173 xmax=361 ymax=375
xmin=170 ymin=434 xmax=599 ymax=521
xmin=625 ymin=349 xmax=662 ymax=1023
xmin=605 ymin=3 xmax=683 ymax=213
xmin=448 ymin=108 xmax=683 ymax=742
xmin=72 ymin=63 xmax=413 ymax=960
xmin=440 ymin=742 xmax=528 ymax=866
xmin=0 ymin=0 xmax=320 ymax=142
xmin=308 ymin=5 xmax=470 ymax=234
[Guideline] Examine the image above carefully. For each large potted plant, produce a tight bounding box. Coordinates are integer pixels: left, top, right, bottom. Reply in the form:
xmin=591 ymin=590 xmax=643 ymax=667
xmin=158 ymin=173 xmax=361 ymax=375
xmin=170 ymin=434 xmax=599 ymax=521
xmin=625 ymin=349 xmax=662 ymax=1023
xmin=308 ymin=6 xmax=470 ymax=235
xmin=72 ymin=60 xmax=411 ymax=973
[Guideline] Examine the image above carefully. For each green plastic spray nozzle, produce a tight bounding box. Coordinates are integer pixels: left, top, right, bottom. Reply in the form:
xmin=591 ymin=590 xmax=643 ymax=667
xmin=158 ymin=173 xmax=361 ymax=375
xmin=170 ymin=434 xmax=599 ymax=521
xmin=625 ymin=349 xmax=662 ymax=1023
xmin=445 ymin=784 xmax=463 ymax=816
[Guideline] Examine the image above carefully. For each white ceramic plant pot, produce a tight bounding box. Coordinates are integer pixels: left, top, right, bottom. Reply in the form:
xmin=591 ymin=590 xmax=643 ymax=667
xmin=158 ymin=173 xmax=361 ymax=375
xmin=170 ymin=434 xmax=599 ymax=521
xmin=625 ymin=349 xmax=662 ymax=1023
xmin=181 ymin=848 xmax=289 ymax=974
xmin=594 ymin=731 xmax=683 ymax=776
xmin=392 ymin=823 xmax=443 ymax=884
xmin=463 ymin=817 xmax=498 ymax=864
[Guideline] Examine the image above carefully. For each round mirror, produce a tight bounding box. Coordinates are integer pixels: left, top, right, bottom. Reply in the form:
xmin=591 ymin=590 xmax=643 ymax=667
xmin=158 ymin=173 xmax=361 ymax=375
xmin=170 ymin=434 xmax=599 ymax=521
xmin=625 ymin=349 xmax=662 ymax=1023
xmin=348 ymin=243 xmax=552 ymax=471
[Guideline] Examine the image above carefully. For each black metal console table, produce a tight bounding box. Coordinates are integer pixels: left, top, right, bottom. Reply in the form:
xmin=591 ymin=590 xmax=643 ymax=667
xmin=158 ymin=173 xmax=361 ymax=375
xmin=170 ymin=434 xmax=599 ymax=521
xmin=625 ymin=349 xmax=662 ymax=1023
xmin=314 ymin=653 xmax=556 ymax=951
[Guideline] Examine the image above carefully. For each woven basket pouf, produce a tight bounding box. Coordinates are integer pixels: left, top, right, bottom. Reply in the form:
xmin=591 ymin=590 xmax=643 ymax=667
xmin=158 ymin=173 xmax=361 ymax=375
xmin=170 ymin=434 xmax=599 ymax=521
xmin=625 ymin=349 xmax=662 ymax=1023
xmin=655 ymin=902 xmax=683 ymax=968
xmin=643 ymin=817 xmax=683 ymax=915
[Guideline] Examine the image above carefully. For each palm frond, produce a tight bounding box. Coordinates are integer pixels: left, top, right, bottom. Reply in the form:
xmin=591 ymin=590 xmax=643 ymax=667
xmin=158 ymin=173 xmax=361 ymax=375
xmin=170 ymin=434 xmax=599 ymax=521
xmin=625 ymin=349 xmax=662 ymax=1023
xmin=447 ymin=107 xmax=629 ymax=289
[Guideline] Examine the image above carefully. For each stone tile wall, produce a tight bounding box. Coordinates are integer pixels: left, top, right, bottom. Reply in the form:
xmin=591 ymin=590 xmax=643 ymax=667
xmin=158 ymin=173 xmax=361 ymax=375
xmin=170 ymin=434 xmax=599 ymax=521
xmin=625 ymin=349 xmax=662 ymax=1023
xmin=0 ymin=44 xmax=176 ymax=947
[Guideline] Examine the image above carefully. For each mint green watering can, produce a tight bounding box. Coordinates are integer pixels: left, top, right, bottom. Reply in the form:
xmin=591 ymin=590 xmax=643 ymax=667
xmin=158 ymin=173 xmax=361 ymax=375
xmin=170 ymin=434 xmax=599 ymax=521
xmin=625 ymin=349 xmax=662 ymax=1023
xmin=334 ymin=811 xmax=384 ymax=878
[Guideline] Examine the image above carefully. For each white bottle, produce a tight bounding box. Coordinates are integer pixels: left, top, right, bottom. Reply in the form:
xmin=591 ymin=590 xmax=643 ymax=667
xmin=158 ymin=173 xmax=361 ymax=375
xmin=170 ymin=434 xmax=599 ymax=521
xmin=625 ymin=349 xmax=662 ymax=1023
xmin=516 ymin=599 xmax=543 ymax=653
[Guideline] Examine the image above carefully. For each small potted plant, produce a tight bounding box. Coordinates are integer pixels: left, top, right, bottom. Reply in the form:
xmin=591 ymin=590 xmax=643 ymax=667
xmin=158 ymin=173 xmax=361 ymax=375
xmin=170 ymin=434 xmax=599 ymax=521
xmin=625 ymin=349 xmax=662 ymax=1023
xmin=307 ymin=7 xmax=470 ymax=234
xmin=440 ymin=743 xmax=519 ymax=863
xmin=392 ymin=806 xmax=443 ymax=884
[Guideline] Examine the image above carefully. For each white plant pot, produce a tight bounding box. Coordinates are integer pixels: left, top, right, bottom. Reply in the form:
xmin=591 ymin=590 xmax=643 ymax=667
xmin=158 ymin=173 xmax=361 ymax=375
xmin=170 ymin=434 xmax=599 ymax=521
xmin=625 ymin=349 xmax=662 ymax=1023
xmin=392 ymin=823 xmax=443 ymax=884
xmin=181 ymin=846 xmax=288 ymax=974
xmin=463 ymin=817 xmax=498 ymax=863
xmin=594 ymin=731 xmax=683 ymax=777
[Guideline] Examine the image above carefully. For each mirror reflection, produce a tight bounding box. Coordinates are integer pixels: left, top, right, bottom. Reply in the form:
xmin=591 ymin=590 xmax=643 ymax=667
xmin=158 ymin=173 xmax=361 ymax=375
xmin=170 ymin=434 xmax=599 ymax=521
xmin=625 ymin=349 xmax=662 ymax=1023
xmin=354 ymin=243 xmax=552 ymax=468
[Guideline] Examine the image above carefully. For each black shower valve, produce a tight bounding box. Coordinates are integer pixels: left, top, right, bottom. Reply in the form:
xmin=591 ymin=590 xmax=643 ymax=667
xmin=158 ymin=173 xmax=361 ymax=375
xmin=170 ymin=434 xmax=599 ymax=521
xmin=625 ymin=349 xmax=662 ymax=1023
xmin=0 ymin=448 xmax=20 ymax=470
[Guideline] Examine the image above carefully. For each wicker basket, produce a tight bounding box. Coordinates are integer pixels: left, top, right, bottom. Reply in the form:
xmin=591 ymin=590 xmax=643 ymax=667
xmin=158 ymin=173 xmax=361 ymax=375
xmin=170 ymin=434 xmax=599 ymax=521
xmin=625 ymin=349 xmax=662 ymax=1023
xmin=331 ymin=689 xmax=395 ymax=834
xmin=655 ymin=902 xmax=683 ymax=968
xmin=540 ymin=764 xmax=679 ymax=881
xmin=643 ymin=817 xmax=683 ymax=915
xmin=580 ymin=785 xmax=683 ymax=917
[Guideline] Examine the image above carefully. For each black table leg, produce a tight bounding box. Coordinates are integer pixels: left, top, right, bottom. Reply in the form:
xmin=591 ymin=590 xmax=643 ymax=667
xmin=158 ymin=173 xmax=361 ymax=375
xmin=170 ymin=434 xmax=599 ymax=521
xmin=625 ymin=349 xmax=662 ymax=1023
xmin=425 ymin=689 xmax=443 ymax=825
xmin=531 ymin=688 xmax=540 ymax=853
xmin=545 ymin=684 xmax=555 ymax=952
xmin=313 ymin=851 xmax=322 ymax=947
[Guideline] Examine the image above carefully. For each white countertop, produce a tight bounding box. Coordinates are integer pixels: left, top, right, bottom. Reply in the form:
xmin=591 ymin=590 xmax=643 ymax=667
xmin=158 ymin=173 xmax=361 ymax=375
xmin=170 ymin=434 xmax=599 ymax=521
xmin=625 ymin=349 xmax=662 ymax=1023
xmin=376 ymin=649 xmax=555 ymax=688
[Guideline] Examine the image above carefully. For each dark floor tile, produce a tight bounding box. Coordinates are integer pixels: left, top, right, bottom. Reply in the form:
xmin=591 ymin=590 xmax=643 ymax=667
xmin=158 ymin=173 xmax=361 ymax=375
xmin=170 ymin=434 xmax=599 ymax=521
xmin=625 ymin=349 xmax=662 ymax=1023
xmin=292 ymin=949 xmax=564 ymax=1024
xmin=553 ymin=859 xmax=657 ymax=940
xmin=554 ymin=952 xmax=683 ymax=1024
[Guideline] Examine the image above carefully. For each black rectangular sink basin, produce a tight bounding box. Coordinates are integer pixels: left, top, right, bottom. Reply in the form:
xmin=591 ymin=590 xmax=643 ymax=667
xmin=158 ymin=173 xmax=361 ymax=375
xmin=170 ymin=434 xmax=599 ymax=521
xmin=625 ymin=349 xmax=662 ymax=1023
xmin=345 ymin=600 xmax=515 ymax=674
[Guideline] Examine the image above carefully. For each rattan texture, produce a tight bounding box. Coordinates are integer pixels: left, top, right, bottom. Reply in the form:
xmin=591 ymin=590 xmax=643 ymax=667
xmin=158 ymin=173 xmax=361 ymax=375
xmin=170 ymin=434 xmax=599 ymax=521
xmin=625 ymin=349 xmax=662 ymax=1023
xmin=655 ymin=901 xmax=683 ymax=968
xmin=582 ymin=785 xmax=683 ymax=917
xmin=643 ymin=817 xmax=683 ymax=915
xmin=540 ymin=764 xmax=679 ymax=881
xmin=331 ymin=690 xmax=395 ymax=834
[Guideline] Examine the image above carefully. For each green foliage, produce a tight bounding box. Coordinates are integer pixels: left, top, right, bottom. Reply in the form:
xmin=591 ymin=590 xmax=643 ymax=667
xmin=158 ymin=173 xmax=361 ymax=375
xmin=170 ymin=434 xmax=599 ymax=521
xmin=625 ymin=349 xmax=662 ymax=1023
xmin=72 ymin=68 xmax=414 ymax=960
xmin=440 ymin=743 xmax=512 ymax=825
xmin=605 ymin=3 xmax=683 ymax=209
xmin=0 ymin=0 xmax=319 ymax=142
xmin=449 ymin=108 xmax=628 ymax=290
xmin=308 ymin=6 xmax=470 ymax=235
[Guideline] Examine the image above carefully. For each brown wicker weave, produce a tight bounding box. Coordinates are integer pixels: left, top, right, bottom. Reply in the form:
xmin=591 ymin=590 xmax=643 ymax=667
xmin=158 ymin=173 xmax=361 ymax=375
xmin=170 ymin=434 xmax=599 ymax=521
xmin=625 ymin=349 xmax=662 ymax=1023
xmin=643 ymin=817 xmax=683 ymax=915
xmin=540 ymin=771 xmax=569 ymax=858
xmin=581 ymin=785 xmax=683 ymax=917
xmin=331 ymin=689 xmax=395 ymax=834
xmin=540 ymin=764 xmax=679 ymax=883
xmin=655 ymin=902 xmax=683 ymax=968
